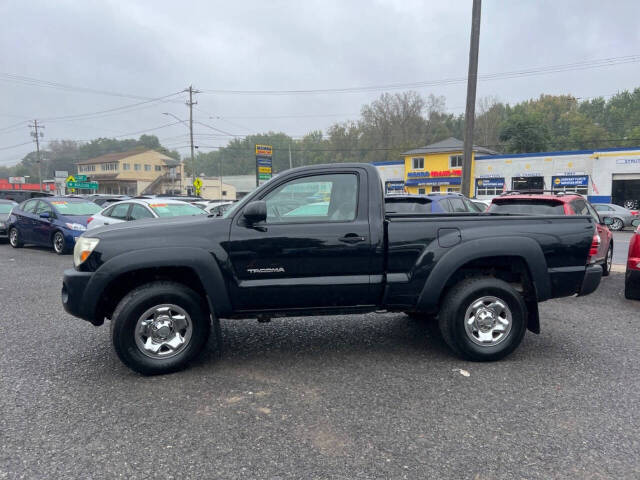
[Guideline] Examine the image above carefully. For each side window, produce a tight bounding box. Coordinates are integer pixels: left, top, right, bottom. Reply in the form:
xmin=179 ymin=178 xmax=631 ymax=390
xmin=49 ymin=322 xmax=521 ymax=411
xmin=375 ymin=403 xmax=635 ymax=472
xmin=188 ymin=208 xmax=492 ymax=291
xmin=109 ymin=203 xmax=131 ymax=220
xmin=449 ymin=198 xmax=468 ymax=212
xmin=263 ymin=173 xmax=358 ymax=224
xmin=438 ymin=199 xmax=452 ymax=212
xmin=130 ymin=204 xmax=154 ymax=220
xmin=22 ymin=199 xmax=38 ymax=213
xmin=571 ymin=199 xmax=589 ymax=216
xmin=461 ymin=198 xmax=476 ymax=212
xmin=34 ymin=201 xmax=53 ymax=216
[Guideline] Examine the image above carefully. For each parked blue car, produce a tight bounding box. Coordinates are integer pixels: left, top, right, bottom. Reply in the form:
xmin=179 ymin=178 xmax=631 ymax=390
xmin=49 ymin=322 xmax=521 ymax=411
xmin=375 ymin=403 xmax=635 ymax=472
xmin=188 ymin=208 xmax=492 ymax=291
xmin=7 ymin=197 xmax=102 ymax=254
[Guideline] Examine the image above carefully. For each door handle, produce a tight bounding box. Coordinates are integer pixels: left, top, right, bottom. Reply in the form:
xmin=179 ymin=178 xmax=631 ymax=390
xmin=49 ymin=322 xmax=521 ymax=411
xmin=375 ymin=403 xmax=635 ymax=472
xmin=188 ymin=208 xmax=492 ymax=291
xmin=339 ymin=234 xmax=366 ymax=244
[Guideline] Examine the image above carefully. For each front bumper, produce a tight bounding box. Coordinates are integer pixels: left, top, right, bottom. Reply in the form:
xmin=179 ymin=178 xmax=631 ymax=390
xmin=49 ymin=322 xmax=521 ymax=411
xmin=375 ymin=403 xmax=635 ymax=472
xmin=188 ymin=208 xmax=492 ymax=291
xmin=62 ymin=268 xmax=101 ymax=325
xmin=578 ymin=264 xmax=602 ymax=296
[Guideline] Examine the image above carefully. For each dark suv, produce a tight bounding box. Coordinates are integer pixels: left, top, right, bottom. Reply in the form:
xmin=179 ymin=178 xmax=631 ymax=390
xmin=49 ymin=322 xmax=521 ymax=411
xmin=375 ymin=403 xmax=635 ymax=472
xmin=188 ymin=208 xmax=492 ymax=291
xmin=385 ymin=193 xmax=482 ymax=214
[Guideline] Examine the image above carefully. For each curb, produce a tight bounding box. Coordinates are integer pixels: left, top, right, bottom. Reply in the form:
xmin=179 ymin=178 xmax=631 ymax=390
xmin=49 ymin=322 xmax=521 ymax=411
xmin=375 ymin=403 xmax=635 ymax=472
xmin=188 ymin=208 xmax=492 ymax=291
xmin=611 ymin=264 xmax=626 ymax=273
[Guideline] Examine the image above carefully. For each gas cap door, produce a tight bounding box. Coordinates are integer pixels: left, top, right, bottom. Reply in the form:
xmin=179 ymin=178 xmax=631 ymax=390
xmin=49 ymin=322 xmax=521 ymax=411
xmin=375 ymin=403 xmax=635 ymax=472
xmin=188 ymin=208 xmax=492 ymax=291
xmin=438 ymin=228 xmax=461 ymax=248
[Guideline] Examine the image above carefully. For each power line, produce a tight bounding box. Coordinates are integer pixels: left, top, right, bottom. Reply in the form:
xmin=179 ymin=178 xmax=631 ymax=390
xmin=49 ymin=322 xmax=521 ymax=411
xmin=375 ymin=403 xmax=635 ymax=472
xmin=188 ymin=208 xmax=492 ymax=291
xmin=200 ymin=54 xmax=640 ymax=96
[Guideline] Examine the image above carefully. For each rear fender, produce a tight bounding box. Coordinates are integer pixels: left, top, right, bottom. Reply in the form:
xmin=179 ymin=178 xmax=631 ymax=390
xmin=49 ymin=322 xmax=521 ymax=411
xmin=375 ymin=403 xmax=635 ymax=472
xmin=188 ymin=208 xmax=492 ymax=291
xmin=416 ymin=237 xmax=551 ymax=311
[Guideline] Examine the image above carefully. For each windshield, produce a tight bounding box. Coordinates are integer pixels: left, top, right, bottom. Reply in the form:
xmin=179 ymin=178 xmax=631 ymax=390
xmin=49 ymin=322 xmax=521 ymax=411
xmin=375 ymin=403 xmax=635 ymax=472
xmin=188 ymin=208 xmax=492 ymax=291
xmin=0 ymin=204 xmax=15 ymax=214
xmin=51 ymin=200 xmax=102 ymax=216
xmin=488 ymin=200 xmax=565 ymax=215
xmin=148 ymin=202 xmax=207 ymax=217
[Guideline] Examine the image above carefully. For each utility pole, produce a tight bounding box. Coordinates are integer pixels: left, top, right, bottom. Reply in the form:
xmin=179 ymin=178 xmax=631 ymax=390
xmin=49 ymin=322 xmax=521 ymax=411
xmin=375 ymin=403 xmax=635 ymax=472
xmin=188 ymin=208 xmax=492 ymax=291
xmin=29 ymin=120 xmax=44 ymax=191
xmin=288 ymin=143 xmax=293 ymax=169
xmin=185 ymin=85 xmax=200 ymax=191
xmin=219 ymin=156 xmax=223 ymax=200
xmin=461 ymin=0 xmax=482 ymax=198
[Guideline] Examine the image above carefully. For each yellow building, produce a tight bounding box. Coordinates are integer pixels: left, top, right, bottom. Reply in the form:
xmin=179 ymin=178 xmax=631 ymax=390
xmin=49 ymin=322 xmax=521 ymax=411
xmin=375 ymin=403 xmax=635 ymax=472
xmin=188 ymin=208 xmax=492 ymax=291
xmin=401 ymin=137 xmax=496 ymax=197
xmin=77 ymin=148 xmax=181 ymax=195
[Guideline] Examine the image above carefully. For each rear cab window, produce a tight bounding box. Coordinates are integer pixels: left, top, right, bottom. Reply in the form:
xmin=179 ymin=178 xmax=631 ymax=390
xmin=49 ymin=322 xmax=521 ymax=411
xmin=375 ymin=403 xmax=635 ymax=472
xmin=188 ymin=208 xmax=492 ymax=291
xmin=385 ymin=198 xmax=433 ymax=214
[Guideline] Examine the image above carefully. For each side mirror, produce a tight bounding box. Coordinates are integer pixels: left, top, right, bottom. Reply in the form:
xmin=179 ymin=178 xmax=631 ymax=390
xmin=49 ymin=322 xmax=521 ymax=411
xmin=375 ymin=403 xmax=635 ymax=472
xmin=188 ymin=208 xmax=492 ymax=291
xmin=39 ymin=212 xmax=50 ymax=219
xmin=243 ymin=201 xmax=267 ymax=223
xmin=632 ymin=218 xmax=640 ymax=227
xmin=602 ymin=216 xmax=614 ymax=226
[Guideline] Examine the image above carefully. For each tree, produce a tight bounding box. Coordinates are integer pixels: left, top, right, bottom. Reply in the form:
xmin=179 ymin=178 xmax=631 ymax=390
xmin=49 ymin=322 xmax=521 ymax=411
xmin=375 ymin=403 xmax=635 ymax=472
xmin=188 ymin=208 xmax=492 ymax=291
xmin=474 ymin=96 xmax=506 ymax=148
xmin=499 ymin=112 xmax=550 ymax=153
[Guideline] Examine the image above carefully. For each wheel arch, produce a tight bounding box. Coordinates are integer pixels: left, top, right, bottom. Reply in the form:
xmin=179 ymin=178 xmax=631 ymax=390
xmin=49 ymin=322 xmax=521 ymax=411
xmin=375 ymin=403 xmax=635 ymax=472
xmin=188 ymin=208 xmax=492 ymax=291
xmin=87 ymin=247 xmax=232 ymax=323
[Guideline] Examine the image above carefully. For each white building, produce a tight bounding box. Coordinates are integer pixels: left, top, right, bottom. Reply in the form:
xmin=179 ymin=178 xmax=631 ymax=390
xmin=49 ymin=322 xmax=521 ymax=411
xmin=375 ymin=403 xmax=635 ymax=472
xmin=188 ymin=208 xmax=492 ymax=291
xmin=474 ymin=146 xmax=640 ymax=205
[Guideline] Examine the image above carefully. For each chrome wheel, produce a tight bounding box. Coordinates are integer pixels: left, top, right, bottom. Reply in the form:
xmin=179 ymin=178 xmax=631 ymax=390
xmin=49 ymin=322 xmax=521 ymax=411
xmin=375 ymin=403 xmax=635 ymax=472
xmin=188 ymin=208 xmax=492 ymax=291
xmin=9 ymin=228 xmax=18 ymax=247
xmin=464 ymin=296 xmax=512 ymax=346
xmin=611 ymin=218 xmax=623 ymax=231
xmin=134 ymin=304 xmax=193 ymax=359
xmin=53 ymin=232 xmax=65 ymax=253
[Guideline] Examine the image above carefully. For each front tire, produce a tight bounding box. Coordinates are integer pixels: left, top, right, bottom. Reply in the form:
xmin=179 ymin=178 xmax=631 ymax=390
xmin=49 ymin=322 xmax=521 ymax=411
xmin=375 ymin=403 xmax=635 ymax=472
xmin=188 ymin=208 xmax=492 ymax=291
xmin=111 ymin=281 xmax=212 ymax=375
xmin=438 ymin=277 xmax=527 ymax=361
xmin=602 ymin=243 xmax=613 ymax=277
xmin=610 ymin=218 xmax=624 ymax=231
xmin=53 ymin=231 xmax=67 ymax=254
xmin=9 ymin=227 xmax=23 ymax=248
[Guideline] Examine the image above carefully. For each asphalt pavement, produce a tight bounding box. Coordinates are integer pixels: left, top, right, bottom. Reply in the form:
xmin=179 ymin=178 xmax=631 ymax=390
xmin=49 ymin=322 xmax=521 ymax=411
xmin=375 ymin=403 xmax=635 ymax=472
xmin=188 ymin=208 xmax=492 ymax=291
xmin=612 ymin=230 xmax=633 ymax=265
xmin=1 ymin=242 xmax=639 ymax=479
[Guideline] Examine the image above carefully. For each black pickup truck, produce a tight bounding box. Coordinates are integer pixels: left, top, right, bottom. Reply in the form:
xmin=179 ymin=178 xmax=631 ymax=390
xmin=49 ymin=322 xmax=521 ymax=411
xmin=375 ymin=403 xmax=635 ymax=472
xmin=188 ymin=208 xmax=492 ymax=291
xmin=62 ymin=163 xmax=602 ymax=375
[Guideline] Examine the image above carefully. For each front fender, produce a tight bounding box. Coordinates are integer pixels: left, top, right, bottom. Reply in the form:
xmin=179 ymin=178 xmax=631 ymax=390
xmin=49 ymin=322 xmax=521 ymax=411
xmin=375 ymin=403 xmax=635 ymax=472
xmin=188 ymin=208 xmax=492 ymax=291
xmin=86 ymin=247 xmax=232 ymax=317
xmin=416 ymin=236 xmax=551 ymax=311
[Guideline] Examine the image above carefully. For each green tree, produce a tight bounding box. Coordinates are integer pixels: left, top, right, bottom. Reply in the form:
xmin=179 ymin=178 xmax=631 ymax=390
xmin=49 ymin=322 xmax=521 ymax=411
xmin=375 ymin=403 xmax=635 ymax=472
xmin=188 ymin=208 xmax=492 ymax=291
xmin=499 ymin=112 xmax=550 ymax=153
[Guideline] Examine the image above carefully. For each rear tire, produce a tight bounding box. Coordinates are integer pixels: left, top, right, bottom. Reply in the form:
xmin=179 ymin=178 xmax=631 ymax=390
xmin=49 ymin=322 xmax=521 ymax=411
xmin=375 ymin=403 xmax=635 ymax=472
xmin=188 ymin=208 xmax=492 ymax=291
xmin=438 ymin=277 xmax=527 ymax=361
xmin=52 ymin=231 xmax=67 ymax=254
xmin=602 ymin=243 xmax=613 ymax=277
xmin=8 ymin=227 xmax=23 ymax=248
xmin=610 ymin=218 xmax=624 ymax=231
xmin=111 ymin=281 xmax=213 ymax=375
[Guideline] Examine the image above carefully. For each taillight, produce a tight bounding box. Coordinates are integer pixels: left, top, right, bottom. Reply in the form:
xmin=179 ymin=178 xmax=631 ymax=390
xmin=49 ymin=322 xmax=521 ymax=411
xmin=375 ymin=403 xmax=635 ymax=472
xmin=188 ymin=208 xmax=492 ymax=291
xmin=588 ymin=232 xmax=600 ymax=262
xmin=631 ymin=211 xmax=639 ymax=216
xmin=87 ymin=217 xmax=93 ymax=224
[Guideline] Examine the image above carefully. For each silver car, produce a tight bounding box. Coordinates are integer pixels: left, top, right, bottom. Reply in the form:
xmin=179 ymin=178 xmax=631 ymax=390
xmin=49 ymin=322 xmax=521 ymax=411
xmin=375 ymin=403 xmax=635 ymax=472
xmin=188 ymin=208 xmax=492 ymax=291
xmin=87 ymin=198 xmax=206 ymax=230
xmin=593 ymin=203 xmax=638 ymax=231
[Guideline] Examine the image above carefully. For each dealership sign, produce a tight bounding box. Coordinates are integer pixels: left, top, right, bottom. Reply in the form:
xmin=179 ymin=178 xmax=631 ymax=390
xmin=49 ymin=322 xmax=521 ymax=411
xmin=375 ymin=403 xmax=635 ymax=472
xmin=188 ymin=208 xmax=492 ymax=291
xmin=552 ymin=175 xmax=589 ymax=187
xmin=255 ymin=144 xmax=273 ymax=186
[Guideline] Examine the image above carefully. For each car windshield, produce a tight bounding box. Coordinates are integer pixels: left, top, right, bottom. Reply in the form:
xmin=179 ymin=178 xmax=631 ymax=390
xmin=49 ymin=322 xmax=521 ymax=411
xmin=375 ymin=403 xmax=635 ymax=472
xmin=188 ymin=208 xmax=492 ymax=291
xmin=51 ymin=200 xmax=102 ymax=215
xmin=0 ymin=204 xmax=14 ymax=213
xmin=488 ymin=200 xmax=565 ymax=215
xmin=148 ymin=202 xmax=207 ymax=217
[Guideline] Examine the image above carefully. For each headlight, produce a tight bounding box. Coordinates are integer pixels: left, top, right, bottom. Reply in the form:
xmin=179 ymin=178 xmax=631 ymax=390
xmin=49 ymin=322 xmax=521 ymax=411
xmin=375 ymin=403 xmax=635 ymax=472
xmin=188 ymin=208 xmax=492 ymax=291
xmin=65 ymin=222 xmax=86 ymax=231
xmin=73 ymin=237 xmax=100 ymax=267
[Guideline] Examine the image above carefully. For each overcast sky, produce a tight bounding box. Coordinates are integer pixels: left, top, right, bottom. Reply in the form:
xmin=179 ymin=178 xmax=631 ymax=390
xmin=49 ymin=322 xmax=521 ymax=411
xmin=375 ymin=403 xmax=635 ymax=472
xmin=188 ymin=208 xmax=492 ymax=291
xmin=1 ymin=0 xmax=639 ymax=166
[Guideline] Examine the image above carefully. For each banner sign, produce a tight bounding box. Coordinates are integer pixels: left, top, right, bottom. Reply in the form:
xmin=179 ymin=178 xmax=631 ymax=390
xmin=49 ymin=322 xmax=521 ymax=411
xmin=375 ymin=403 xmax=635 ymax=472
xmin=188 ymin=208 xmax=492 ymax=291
xmin=8 ymin=177 xmax=25 ymax=184
xmin=552 ymin=175 xmax=588 ymax=187
xmin=476 ymin=178 xmax=505 ymax=188
xmin=255 ymin=144 xmax=273 ymax=186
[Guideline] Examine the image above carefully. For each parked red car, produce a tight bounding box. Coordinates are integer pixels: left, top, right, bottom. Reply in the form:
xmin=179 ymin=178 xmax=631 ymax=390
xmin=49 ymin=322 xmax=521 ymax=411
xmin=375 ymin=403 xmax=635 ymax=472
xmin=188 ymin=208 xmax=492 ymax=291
xmin=625 ymin=219 xmax=640 ymax=300
xmin=488 ymin=192 xmax=614 ymax=276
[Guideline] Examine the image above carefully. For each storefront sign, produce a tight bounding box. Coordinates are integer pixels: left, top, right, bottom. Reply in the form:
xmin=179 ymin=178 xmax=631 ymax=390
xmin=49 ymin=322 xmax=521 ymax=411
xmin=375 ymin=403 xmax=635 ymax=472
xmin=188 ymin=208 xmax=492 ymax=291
xmin=514 ymin=172 xmax=543 ymax=177
xmin=407 ymin=169 xmax=462 ymax=178
xmin=616 ymin=158 xmax=640 ymax=165
xmin=552 ymin=175 xmax=588 ymax=187
xmin=385 ymin=181 xmax=405 ymax=194
xmin=476 ymin=178 xmax=504 ymax=188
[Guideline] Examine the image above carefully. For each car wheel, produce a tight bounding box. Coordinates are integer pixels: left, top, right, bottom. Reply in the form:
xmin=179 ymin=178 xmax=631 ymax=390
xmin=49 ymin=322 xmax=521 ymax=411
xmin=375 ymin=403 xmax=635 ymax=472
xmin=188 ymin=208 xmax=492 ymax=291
xmin=52 ymin=231 xmax=67 ymax=254
xmin=111 ymin=281 xmax=213 ymax=375
xmin=438 ymin=277 xmax=527 ymax=361
xmin=610 ymin=218 xmax=624 ymax=231
xmin=8 ymin=227 xmax=23 ymax=248
xmin=602 ymin=243 xmax=613 ymax=277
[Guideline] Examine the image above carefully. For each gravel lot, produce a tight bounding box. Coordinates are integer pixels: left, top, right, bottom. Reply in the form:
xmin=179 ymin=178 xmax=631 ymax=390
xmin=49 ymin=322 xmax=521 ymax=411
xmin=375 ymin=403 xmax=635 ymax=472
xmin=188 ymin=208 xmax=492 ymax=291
xmin=1 ymin=242 xmax=639 ymax=479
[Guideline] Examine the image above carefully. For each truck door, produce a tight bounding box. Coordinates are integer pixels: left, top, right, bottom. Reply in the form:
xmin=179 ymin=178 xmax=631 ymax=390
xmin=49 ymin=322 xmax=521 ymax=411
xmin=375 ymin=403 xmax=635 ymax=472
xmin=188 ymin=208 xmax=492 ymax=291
xmin=226 ymin=169 xmax=374 ymax=311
